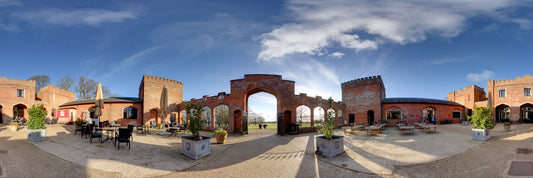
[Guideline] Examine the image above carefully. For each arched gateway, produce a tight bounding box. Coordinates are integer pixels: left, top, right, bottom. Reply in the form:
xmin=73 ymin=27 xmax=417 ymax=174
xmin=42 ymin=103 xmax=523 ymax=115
xmin=180 ymin=74 xmax=344 ymax=135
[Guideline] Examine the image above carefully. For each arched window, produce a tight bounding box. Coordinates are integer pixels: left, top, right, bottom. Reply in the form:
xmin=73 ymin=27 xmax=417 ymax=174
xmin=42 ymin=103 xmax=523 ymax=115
xmin=123 ymin=106 xmax=137 ymax=119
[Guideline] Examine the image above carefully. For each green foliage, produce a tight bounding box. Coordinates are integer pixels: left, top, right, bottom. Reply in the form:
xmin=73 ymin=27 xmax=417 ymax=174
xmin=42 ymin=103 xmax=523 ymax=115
xmin=318 ymin=97 xmax=337 ymax=139
xmin=468 ymin=106 xmax=495 ymax=129
xmin=27 ymin=104 xmax=46 ymax=130
xmin=504 ymin=122 xmax=511 ymax=125
xmin=214 ymin=128 xmax=227 ymax=135
xmin=75 ymin=117 xmax=84 ymax=126
xmin=185 ymin=102 xmax=206 ymax=141
xmin=11 ymin=122 xmax=18 ymax=125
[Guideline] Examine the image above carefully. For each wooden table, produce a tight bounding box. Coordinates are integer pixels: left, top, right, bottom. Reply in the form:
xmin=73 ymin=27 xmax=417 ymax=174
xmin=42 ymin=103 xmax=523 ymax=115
xmin=422 ymin=125 xmax=437 ymax=133
xmin=398 ymin=126 xmax=415 ymax=134
xmin=366 ymin=124 xmax=384 ymax=135
xmin=342 ymin=125 xmax=364 ymax=134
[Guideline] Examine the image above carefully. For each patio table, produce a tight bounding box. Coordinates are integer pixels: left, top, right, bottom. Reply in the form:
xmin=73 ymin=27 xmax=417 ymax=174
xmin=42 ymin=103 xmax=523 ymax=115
xmin=103 ymin=128 xmax=118 ymax=142
xmin=399 ymin=125 xmax=415 ymax=134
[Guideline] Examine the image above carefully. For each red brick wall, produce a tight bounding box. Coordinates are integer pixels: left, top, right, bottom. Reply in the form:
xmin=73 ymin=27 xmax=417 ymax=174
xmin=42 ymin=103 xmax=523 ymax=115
xmin=488 ymin=74 xmax=533 ymax=121
xmin=381 ymin=103 xmax=464 ymax=126
xmin=59 ymin=102 xmax=142 ymax=126
xmin=140 ymin=75 xmax=183 ymax=126
xmin=342 ymin=76 xmax=385 ymax=125
xmin=37 ymin=85 xmax=76 ymax=119
xmin=0 ymin=77 xmax=36 ymax=122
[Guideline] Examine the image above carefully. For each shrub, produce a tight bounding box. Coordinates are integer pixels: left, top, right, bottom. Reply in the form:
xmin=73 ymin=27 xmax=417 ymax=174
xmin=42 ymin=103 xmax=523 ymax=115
xmin=318 ymin=97 xmax=337 ymax=140
xmin=185 ymin=102 xmax=206 ymax=141
xmin=468 ymin=106 xmax=495 ymax=129
xmin=11 ymin=122 xmax=18 ymax=126
xmin=75 ymin=117 xmax=84 ymax=126
xmin=27 ymin=104 xmax=46 ymax=130
xmin=214 ymin=128 xmax=227 ymax=135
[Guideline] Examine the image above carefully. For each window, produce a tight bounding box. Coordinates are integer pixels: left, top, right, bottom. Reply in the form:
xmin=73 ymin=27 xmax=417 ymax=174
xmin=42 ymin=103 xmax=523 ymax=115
xmin=525 ymin=88 xmax=531 ymax=96
xmin=386 ymin=110 xmax=401 ymax=120
xmin=17 ymin=89 xmax=24 ymax=97
xmin=498 ymin=89 xmax=506 ymax=98
xmin=123 ymin=107 xmax=137 ymax=119
xmin=452 ymin=111 xmax=461 ymax=119
xmin=170 ymin=113 xmax=176 ymax=123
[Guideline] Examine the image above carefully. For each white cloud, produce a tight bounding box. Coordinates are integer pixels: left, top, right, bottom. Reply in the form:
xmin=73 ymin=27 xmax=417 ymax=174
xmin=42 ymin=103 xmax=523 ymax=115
xmin=422 ymin=58 xmax=463 ymax=66
xmin=467 ymin=70 xmax=495 ymax=82
xmin=329 ymin=52 xmax=344 ymax=58
xmin=16 ymin=9 xmax=138 ymax=26
xmin=258 ymin=0 xmax=525 ymax=61
xmin=0 ymin=22 xmax=17 ymax=32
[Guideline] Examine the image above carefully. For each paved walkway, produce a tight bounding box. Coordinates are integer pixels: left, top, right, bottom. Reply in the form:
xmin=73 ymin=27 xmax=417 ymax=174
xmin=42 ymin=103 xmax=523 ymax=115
xmin=1 ymin=123 xmax=532 ymax=177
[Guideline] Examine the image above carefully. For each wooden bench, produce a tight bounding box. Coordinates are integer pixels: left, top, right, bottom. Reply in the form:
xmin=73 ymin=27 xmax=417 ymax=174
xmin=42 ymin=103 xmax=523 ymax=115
xmin=398 ymin=125 xmax=415 ymax=134
xmin=343 ymin=125 xmax=364 ymax=134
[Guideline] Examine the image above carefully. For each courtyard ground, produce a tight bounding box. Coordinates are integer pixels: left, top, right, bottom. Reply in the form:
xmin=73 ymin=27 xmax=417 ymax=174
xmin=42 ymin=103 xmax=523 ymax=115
xmin=0 ymin=123 xmax=532 ymax=177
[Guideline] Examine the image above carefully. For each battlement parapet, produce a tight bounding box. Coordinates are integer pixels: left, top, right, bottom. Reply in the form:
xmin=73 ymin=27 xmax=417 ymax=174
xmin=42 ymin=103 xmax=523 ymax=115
xmin=0 ymin=76 xmax=36 ymax=86
xmin=142 ymin=75 xmax=183 ymax=86
xmin=491 ymin=74 xmax=533 ymax=85
xmin=341 ymin=75 xmax=382 ymax=89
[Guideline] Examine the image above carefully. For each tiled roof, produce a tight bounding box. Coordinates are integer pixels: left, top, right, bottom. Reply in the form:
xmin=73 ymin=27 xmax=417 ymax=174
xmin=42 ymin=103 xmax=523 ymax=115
xmin=382 ymin=97 xmax=463 ymax=106
xmin=59 ymin=97 xmax=141 ymax=107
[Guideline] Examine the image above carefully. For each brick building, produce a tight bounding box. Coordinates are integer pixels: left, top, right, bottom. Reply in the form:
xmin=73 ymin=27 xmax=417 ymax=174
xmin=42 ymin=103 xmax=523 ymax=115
xmin=449 ymin=74 xmax=533 ymax=123
xmin=0 ymin=76 xmax=75 ymax=124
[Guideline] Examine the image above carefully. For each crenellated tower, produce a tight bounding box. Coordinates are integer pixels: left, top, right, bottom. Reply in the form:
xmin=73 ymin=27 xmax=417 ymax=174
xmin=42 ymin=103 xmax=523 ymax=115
xmin=341 ymin=76 xmax=385 ymax=125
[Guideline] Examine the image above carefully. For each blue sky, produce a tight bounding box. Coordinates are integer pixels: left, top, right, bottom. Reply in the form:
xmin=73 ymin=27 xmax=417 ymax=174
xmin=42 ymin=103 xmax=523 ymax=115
xmin=2 ymin=0 xmax=533 ymax=121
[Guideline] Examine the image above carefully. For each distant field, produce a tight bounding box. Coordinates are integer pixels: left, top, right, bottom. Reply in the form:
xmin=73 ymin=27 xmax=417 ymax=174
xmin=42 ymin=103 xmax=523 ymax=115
xmin=247 ymin=122 xmax=314 ymax=130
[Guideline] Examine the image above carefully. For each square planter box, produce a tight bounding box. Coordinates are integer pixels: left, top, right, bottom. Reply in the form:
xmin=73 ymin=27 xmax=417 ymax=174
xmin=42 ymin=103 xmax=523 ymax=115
xmin=316 ymin=135 xmax=344 ymax=158
xmin=472 ymin=128 xmax=490 ymax=141
xmin=181 ymin=136 xmax=211 ymax=160
xmin=27 ymin=129 xmax=46 ymax=142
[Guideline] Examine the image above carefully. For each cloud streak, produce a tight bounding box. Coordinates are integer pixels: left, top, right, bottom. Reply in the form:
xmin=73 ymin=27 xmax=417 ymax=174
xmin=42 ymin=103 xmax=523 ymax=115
xmin=258 ymin=0 xmax=525 ymax=61
xmin=16 ymin=8 xmax=138 ymax=26
xmin=102 ymin=46 xmax=163 ymax=78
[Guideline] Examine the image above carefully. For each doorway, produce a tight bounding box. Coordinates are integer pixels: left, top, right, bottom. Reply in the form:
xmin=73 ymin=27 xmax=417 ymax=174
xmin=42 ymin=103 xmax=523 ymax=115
xmin=349 ymin=114 xmax=355 ymax=125
xmin=423 ymin=107 xmax=436 ymax=124
xmin=367 ymin=110 xmax=374 ymax=125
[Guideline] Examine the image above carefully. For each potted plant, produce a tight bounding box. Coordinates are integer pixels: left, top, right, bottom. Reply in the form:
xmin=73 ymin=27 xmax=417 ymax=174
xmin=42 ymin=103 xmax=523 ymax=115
xmin=27 ymin=104 xmax=47 ymax=142
xmin=316 ymin=98 xmax=344 ymax=158
xmin=469 ymin=106 xmax=495 ymax=141
xmin=181 ymin=102 xmax=211 ymax=160
xmin=214 ymin=128 xmax=228 ymax=144
xmin=10 ymin=122 xmax=18 ymax=132
xmin=503 ymin=121 xmax=511 ymax=131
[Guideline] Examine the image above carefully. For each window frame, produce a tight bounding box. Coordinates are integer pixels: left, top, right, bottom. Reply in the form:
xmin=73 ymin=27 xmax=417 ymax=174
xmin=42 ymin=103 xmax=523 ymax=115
xmin=498 ymin=89 xmax=506 ymax=98
xmin=525 ymin=88 xmax=532 ymax=97
xmin=386 ymin=110 xmax=401 ymax=120
xmin=123 ymin=106 xmax=138 ymax=120
xmin=452 ymin=111 xmax=461 ymax=119
xmin=17 ymin=89 xmax=25 ymax=98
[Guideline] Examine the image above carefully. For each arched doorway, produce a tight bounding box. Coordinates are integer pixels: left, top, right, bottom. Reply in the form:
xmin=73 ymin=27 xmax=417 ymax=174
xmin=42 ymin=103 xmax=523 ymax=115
xmin=247 ymin=91 xmax=277 ymax=134
xmin=423 ymin=107 xmax=436 ymax=124
xmin=367 ymin=110 xmax=375 ymax=125
xmin=496 ymin=104 xmax=510 ymax=123
xmin=13 ymin=104 xmax=27 ymax=120
xmin=521 ymin=103 xmax=533 ymax=123
xmin=149 ymin=109 xmax=158 ymax=126
xmin=214 ymin=105 xmax=229 ymax=128
xmin=234 ymin=110 xmax=242 ymax=133
xmin=296 ymin=105 xmax=311 ymax=127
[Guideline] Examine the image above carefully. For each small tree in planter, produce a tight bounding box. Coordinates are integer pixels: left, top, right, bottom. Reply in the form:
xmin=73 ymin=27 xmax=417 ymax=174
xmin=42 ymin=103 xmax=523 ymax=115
xmin=181 ymin=102 xmax=211 ymax=160
xmin=469 ymin=106 xmax=495 ymax=141
xmin=316 ymin=97 xmax=344 ymax=158
xmin=10 ymin=122 xmax=18 ymax=132
xmin=27 ymin=104 xmax=47 ymax=142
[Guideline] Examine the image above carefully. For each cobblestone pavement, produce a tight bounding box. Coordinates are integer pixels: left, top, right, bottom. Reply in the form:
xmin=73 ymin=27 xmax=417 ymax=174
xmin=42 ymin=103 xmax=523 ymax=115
xmin=1 ymin=124 xmax=532 ymax=177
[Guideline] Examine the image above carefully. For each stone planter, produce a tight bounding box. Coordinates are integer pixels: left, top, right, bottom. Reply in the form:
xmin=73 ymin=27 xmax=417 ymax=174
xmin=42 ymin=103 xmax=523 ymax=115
xmin=215 ymin=133 xmax=227 ymax=144
xmin=181 ymin=136 xmax=211 ymax=160
xmin=10 ymin=125 xmax=18 ymax=132
xmin=316 ymin=135 xmax=344 ymax=158
xmin=27 ymin=129 xmax=46 ymax=142
xmin=462 ymin=121 xmax=469 ymax=126
xmin=472 ymin=128 xmax=490 ymax=141
xmin=504 ymin=124 xmax=511 ymax=131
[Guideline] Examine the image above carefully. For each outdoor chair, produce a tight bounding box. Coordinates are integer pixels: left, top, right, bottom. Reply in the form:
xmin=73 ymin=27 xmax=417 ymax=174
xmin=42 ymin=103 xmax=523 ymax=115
xmin=115 ymin=128 xmax=131 ymax=150
xmin=136 ymin=125 xmax=144 ymax=134
xmin=127 ymin=125 xmax=134 ymax=141
xmin=74 ymin=122 xmax=86 ymax=135
xmin=89 ymin=125 xmax=103 ymax=144
xmin=110 ymin=121 xmax=119 ymax=127
xmin=81 ymin=124 xmax=92 ymax=138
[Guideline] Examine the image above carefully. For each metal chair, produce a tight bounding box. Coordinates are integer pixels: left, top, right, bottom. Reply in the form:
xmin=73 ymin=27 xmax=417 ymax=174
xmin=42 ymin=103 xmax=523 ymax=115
xmin=115 ymin=128 xmax=131 ymax=150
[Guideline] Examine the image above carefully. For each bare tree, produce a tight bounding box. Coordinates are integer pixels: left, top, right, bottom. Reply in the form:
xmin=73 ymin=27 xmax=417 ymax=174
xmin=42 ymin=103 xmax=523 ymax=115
xmin=55 ymin=75 xmax=75 ymax=91
xmin=28 ymin=75 xmax=50 ymax=93
xmin=75 ymin=77 xmax=97 ymax=100
xmin=215 ymin=105 xmax=229 ymax=127
xmin=297 ymin=106 xmax=309 ymax=126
